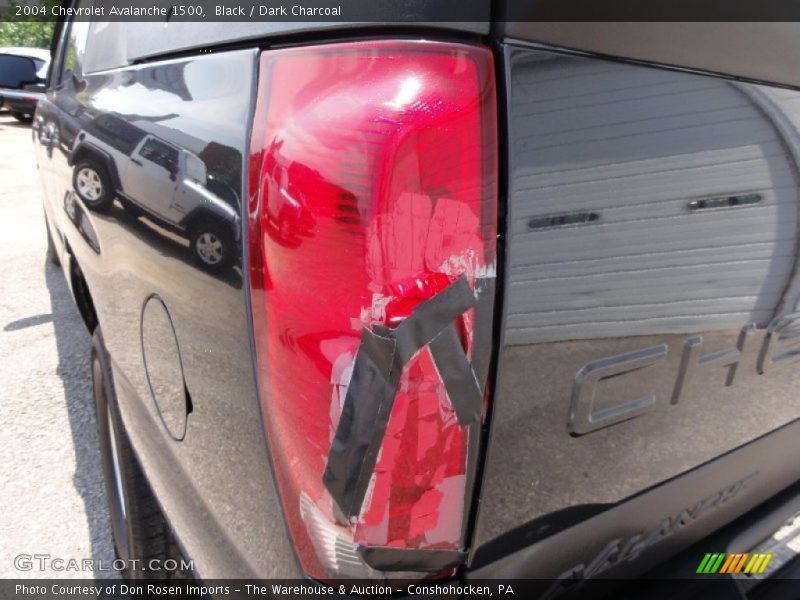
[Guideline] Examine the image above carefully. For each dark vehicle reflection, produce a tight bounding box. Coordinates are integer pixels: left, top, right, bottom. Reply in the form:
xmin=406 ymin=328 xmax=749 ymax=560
xmin=69 ymin=113 xmax=241 ymax=272
xmin=0 ymin=48 xmax=49 ymax=122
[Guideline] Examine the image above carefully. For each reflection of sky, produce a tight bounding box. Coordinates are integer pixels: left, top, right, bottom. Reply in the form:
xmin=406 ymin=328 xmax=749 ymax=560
xmin=90 ymin=53 xmax=252 ymax=153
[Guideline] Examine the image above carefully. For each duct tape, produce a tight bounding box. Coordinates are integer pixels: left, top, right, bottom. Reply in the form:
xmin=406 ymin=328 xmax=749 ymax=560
xmin=323 ymin=275 xmax=488 ymax=522
xmin=471 ymin=276 xmax=496 ymax=392
xmin=429 ymin=322 xmax=483 ymax=426
xmin=323 ymin=327 xmax=396 ymax=524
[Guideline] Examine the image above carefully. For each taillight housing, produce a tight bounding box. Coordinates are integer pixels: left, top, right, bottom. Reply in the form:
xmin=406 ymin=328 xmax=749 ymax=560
xmin=248 ymin=41 xmax=497 ymax=579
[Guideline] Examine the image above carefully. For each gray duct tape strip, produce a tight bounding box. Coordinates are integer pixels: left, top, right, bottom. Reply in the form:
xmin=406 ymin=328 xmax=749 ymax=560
xmin=392 ymin=275 xmax=477 ymax=365
xmin=459 ymin=277 xmax=495 ymax=540
xmin=471 ymin=277 xmax=496 ymax=393
xmin=323 ymin=328 xmax=396 ymax=523
xmin=429 ymin=323 xmax=483 ymax=426
xmin=323 ymin=275 xmax=487 ymax=522
xmin=357 ymin=546 xmax=467 ymax=573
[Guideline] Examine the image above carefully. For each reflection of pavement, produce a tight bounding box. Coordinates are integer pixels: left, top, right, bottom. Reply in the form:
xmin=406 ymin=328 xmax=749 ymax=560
xmin=106 ymin=200 xmax=243 ymax=289
xmin=0 ymin=113 xmax=118 ymax=578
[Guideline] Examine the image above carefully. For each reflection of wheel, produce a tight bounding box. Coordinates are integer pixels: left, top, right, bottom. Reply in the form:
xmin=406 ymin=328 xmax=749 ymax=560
xmin=12 ymin=111 xmax=32 ymax=123
xmin=73 ymin=161 xmax=114 ymax=212
xmin=92 ymin=328 xmax=189 ymax=580
xmin=190 ymin=221 xmax=233 ymax=271
xmin=45 ymin=213 xmax=60 ymax=266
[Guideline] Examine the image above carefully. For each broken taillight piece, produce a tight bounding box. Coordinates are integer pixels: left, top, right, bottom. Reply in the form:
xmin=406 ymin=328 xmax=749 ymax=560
xmin=248 ymin=41 xmax=497 ymax=579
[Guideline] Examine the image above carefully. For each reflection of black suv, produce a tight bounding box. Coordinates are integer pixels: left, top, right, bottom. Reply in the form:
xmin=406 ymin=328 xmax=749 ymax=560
xmin=0 ymin=48 xmax=48 ymax=121
xmin=35 ymin=7 xmax=800 ymax=596
xmin=70 ymin=113 xmax=240 ymax=270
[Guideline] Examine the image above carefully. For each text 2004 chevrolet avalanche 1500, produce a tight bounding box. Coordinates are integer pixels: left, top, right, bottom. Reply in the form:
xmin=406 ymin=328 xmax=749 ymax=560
xmin=35 ymin=4 xmax=800 ymax=596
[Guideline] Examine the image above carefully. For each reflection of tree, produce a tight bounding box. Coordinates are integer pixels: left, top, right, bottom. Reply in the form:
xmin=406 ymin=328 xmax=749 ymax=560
xmin=62 ymin=20 xmax=90 ymax=78
xmin=117 ymin=113 xmax=179 ymax=123
xmin=86 ymin=113 xmax=147 ymax=155
xmin=199 ymin=142 xmax=241 ymax=192
xmin=130 ymin=64 xmax=192 ymax=101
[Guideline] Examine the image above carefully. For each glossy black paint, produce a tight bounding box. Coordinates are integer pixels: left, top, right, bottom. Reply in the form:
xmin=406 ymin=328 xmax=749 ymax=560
xmin=36 ymin=43 xmax=299 ymax=577
xmin=35 ymin=16 xmax=800 ymax=583
xmin=471 ymin=42 xmax=800 ymax=575
xmin=500 ymin=23 xmax=800 ymax=90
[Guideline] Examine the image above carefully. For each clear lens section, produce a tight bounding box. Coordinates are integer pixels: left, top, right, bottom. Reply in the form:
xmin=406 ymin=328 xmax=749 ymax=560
xmin=248 ymin=41 xmax=497 ymax=579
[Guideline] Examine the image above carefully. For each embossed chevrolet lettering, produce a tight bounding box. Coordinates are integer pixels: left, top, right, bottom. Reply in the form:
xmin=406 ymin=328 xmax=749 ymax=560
xmin=569 ymin=313 xmax=800 ymax=435
xmin=542 ymin=473 xmax=757 ymax=598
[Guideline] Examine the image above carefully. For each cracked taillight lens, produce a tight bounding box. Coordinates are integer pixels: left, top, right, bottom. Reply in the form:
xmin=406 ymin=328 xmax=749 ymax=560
xmin=248 ymin=41 xmax=497 ymax=579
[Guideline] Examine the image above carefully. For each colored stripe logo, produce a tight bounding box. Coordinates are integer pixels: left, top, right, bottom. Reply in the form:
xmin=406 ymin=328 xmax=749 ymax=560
xmin=696 ymin=552 xmax=773 ymax=574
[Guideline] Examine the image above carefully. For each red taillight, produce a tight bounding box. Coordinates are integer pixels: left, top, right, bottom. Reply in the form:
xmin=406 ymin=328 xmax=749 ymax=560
xmin=248 ymin=41 xmax=497 ymax=579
